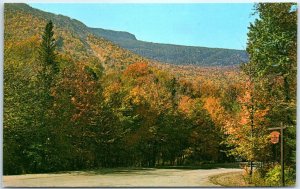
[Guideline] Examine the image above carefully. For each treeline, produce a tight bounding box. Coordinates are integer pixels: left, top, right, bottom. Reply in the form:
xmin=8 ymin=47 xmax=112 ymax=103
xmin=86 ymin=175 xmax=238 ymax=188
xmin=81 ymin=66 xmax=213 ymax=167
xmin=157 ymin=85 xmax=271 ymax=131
xmin=4 ymin=21 xmax=238 ymax=175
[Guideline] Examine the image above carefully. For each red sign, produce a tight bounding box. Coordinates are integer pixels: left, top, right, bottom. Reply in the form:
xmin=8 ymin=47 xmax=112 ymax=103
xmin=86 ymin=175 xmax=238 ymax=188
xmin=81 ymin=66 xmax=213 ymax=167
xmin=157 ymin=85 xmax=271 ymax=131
xmin=270 ymin=131 xmax=280 ymax=144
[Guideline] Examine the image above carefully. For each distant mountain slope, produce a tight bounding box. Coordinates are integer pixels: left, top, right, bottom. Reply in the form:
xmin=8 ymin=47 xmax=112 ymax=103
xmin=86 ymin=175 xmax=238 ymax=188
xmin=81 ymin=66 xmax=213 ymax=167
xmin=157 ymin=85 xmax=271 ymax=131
xmin=4 ymin=3 xmax=148 ymax=71
xmin=89 ymin=28 xmax=249 ymax=66
xmin=5 ymin=3 xmax=248 ymax=67
xmin=89 ymin=28 xmax=137 ymax=41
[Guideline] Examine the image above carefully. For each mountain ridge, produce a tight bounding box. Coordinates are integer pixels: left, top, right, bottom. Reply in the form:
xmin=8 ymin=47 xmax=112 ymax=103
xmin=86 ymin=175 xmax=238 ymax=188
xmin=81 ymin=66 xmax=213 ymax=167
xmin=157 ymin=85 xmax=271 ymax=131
xmin=6 ymin=3 xmax=249 ymax=66
xmin=90 ymin=27 xmax=245 ymax=51
xmin=88 ymin=27 xmax=248 ymax=66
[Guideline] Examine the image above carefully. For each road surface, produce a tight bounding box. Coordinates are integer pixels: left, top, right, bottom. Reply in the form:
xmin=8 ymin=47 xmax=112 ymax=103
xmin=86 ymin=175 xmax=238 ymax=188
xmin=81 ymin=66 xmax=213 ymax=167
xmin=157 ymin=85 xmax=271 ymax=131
xmin=3 ymin=168 xmax=242 ymax=187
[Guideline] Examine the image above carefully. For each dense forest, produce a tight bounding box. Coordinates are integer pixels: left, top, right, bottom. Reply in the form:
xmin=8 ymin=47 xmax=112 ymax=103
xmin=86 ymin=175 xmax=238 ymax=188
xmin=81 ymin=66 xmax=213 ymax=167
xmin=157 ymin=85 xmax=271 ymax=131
xmin=3 ymin=3 xmax=296 ymax=186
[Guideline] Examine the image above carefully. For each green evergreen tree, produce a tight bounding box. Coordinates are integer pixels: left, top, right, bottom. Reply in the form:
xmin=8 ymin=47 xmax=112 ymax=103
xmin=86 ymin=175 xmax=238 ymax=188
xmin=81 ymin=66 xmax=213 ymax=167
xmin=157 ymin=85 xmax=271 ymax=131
xmin=39 ymin=20 xmax=59 ymax=75
xmin=30 ymin=20 xmax=60 ymax=172
xmin=38 ymin=20 xmax=59 ymax=96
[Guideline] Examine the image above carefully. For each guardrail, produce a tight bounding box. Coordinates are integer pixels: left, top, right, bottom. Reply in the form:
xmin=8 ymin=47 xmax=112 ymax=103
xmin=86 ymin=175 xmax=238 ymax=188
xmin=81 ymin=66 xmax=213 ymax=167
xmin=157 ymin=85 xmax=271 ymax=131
xmin=239 ymin=162 xmax=263 ymax=168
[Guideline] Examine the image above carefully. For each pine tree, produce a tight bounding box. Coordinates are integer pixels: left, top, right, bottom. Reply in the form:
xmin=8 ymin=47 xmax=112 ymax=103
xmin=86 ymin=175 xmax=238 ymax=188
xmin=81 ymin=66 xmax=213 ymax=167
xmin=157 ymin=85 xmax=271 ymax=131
xmin=33 ymin=20 xmax=60 ymax=172
xmin=40 ymin=20 xmax=58 ymax=74
xmin=38 ymin=20 xmax=59 ymax=92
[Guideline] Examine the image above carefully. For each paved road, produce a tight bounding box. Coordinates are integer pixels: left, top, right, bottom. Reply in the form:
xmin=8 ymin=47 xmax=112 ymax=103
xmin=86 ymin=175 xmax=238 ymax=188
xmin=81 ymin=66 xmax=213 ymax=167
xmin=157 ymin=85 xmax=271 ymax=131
xmin=3 ymin=168 xmax=242 ymax=187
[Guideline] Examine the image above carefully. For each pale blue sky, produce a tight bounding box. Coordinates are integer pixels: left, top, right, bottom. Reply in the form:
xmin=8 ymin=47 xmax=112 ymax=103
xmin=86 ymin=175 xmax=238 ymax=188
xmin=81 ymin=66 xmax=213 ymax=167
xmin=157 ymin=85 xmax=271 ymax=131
xmin=29 ymin=3 xmax=256 ymax=50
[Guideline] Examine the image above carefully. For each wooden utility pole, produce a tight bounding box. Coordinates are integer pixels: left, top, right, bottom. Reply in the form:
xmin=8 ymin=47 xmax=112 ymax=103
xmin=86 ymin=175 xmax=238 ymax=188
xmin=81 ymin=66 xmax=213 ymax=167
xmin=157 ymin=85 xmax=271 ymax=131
xmin=268 ymin=123 xmax=286 ymax=187
xmin=280 ymin=123 xmax=285 ymax=187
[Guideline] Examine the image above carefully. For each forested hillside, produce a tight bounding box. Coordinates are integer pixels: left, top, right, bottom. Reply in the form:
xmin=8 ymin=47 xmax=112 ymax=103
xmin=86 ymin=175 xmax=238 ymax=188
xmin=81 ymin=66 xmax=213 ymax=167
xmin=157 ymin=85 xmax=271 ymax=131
xmin=4 ymin=3 xmax=238 ymax=174
xmin=89 ymin=27 xmax=249 ymax=66
xmin=3 ymin=3 xmax=296 ymax=186
xmin=7 ymin=3 xmax=248 ymax=66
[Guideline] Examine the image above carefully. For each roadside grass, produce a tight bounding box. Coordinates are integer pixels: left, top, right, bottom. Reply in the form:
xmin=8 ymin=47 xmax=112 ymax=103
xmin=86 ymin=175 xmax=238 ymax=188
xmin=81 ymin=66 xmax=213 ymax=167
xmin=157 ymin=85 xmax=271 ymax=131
xmin=156 ymin=163 xmax=240 ymax=170
xmin=209 ymin=171 xmax=252 ymax=187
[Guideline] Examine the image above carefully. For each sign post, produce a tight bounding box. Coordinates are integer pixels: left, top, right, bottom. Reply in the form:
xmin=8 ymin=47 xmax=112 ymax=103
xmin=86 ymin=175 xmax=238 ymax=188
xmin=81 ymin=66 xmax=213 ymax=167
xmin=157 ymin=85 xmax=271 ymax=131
xmin=268 ymin=123 xmax=286 ymax=187
xmin=280 ymin=124 xmax=284 ymax=187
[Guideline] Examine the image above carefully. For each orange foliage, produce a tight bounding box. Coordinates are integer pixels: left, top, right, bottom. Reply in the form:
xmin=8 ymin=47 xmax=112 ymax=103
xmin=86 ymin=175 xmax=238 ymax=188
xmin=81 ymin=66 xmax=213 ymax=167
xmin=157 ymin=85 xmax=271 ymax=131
xmin=124 ymin=62 xmax=149 ymax=78
xmin=178 ymin=95 xmax=195 ymax=116
xmin=203 ymin=97 xmax=226 ymax=127
xmin=54 ymin=62 xmax=99 ymax=123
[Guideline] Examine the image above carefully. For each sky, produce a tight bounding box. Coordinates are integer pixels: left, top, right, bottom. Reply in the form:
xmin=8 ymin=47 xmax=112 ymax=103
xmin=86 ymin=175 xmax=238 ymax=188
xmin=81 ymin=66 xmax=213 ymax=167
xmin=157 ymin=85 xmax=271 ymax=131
xmin=29 ymin=3 xmax=256 ymax=50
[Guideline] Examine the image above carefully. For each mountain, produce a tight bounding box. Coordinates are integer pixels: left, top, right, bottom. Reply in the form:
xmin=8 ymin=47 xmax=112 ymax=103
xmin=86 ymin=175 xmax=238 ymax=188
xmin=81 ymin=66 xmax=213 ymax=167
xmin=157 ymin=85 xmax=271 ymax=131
xmin=89 ymin=28 xmax=249 ymax=66
xmin=4 ymin=3 xmax=243 ymax=86
xmin=4 ymin=3 xmax=149 ymax=72
xmin=5 ymin=3 xmax=248 ymax=67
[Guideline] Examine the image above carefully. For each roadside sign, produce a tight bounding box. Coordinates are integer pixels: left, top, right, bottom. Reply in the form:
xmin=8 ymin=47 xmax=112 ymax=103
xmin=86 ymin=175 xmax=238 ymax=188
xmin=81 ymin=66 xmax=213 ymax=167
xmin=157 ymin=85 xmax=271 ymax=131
xmin=270 ymin=131 xmax=280 ymax=144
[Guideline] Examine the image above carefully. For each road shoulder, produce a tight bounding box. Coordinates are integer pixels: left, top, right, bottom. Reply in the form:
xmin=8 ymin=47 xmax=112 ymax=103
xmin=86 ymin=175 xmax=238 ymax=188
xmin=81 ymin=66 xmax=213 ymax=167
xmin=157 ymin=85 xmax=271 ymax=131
xmin=209 ymin=171 xmax=249 ymax=187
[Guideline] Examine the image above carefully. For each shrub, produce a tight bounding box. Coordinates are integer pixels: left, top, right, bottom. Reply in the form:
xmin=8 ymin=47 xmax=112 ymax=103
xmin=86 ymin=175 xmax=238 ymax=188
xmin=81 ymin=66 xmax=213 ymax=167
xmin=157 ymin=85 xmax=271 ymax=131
xmin=264 ymin=164 xmax=295 ymax=187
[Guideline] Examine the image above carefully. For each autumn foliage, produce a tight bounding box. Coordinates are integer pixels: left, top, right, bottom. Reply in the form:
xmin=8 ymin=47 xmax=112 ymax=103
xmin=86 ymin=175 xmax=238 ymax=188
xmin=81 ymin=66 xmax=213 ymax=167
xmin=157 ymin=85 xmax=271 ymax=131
xmin=3 ymin=4 xmax=296 ymax=184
